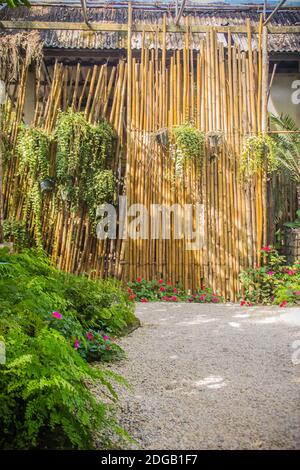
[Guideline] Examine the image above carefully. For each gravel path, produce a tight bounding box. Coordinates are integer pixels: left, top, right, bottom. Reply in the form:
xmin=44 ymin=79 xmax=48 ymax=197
xmin=109 ymin=303 xmax=300 ymax=449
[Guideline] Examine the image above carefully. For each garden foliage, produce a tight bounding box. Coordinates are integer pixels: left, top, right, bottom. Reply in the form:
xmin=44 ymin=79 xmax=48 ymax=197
xmin=239 ymin=246 xmax=300 ymax=306
xmin=127 ymin=278 xmax=221 ymax=303
xmin=0 ymin=248 xmax=136 ymax=449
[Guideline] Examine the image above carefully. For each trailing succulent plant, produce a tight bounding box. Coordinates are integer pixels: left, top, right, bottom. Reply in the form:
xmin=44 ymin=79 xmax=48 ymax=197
xmin=55 ymin=109 xmax=117 ymax=222
xmin=240 ymin=133 xmax=278 ymax=178
xmin=15 ymin=110 xmax=117 ymax=245
xmin=17 ymin=126 xmax=52 ymax=247
xmin=170 ymin=122 xmax=205 ymax=179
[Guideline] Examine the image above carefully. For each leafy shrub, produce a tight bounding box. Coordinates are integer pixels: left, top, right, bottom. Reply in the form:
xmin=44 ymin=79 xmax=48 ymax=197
xmin=186 ymin=286 xmax=222 ymax=303
xmin=128 ymin=278 xmax=223 ymax=303
xmin=0 ymin=248 xmax=134 ymax=449
xmin=239 ymin=246 xmax=300 ymax=306
xmin=283 ymin=209 xmax=300 ymax=229
xmin=3 ymin=219 xmax=30 ymax=249
xmin=128 ymin=278 xmax=186 ymax=302
xmin=61 ymin=274 xmax=136 ymax=335
xmin=77 ymin=330 xmax=124 ymax=363
xmin=0 ymin=248 xmax=137 ymax=340
xmin=0 ymin=326 xmax=125 ymax=449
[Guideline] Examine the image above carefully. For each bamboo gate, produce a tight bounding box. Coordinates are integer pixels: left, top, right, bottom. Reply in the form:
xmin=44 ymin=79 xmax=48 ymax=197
xmin=2 ymin=15 xmax=276 ymax=301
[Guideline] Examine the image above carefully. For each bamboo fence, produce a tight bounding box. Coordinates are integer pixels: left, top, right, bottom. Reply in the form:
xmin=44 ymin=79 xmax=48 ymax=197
xmin=2 ymin=16 xmax=296 ymax=301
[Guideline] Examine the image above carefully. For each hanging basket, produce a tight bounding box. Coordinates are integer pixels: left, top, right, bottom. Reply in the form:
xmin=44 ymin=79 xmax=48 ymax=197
xmin=207 ymin=131 xmax=223 ymax=148
xmin=40 ymin=177 xmax=55 ymax=193
xmin=155 ymin=128 xmax=169 ymax=148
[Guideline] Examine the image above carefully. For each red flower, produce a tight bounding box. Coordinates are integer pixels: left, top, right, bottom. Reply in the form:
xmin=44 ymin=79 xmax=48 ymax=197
xmin=212 ymin=297 xmax=218 ymax=303
xmin=280 ymin=300 xmax=287 ymax=308
xmin=137 ymin=277 xmax=142 ymax=283
xmin=240 ymin=300 xmax=246 ymax=306
xmin=141 ymin=298 xmax=147 ymax=303
xmin=171 ymin=296 xmax=177 ymax=301
xmin=200 ymin=294 xmax=206 ymax=301
xmin=159 ymin=278 xmax=163 ymax=284
xmin=52 ymin=311 xmax=62 ymax=320
xmin=173 ymin=288 xmax=177 ymax=293
xmin=159 ymin=286 xmax=166 ymax=291
xmin=164 ymin=296 xmax=170 ymax=301
xmin=129 ymin=293 xmax=136 ymax=301
xmin=287 ymin=270 xmax=296 ymax=276
xmin=127 ymin=288 xmax=132 ymax=293
xmin=261 ymin=246 xmax=271 ymax=252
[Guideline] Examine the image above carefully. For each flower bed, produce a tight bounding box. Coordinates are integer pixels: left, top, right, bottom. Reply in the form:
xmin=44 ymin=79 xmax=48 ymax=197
xmin=128 ymin=247 xmax=300 ymax=308
xmin=127 ymin=278 xmax=222 ymax=303
xmin=239 ymin=246 xmax=300 ymax=307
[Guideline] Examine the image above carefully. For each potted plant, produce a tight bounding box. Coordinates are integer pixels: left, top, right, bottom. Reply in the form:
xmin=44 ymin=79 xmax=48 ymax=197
xmin=40 ymin=176 xmax=55 ymax=193
xmin=206 ymin=130 xmax=223 ymax=148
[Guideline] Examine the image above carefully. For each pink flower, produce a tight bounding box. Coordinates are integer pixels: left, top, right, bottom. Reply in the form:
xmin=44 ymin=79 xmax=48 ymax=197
xmin=52 ymin=311 xmax=62 ymax=320
xmin=159 ymin=278 xmax=163 ymax=284
xmin=212 ymin=297 xmax=218 ymax=303
xmin=261 ymin=245 xmax=271 ymax=252
xmin=247 ymin=302 xmax=253 ymax=307
xmin=74 ymin=339 xmax=80 ymax=350
xmin=280 ymin=300 xmax=287 ymax=308
xmin=200 ymin=294 xmax=206 ymax=301
xmin=171 ymin=296 xmax=177 ymax=301
xmin=103 ymin=335 xmax=109 ymax=341
xmin=267 ymin=271 xmax=274 ymax=276
xmin=137 ymin=277 xmax=142 ymax=283
xmin=86 ymin=332 xmax=93 ymax=341
xmin=164 ymin=296 xmax=170 ymax=301
xmin=141 ymin=298 xmax=147 ymax=303
xmin=295 ymin=291 xmax=300 ymax=295
xmin=173 ymin=288 xmax=177 ymax=293
xmin=159 ymin=286 xmax=166 ymax=292
xmin=287 ymin=270 xmax=296 ymax=276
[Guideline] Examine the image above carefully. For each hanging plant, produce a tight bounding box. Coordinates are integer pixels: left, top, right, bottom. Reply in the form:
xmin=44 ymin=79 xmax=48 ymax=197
xmin=171 ymin=122 xmax=205 ymax=178
xmin=55 ymin=109 xmax=117 ymax=222
xmin=206 ymin=131 xmax=223 ymax=148
xmin=17 ymin=126 xmax=52 ymax=247
xmin=240 ymin=133 xmax=278 ymax=178
xmin=85 ymin=169 xmax=116 ymax=221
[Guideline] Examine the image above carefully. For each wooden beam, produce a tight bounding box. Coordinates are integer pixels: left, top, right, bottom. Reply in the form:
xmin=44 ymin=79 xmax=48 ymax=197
xmin=175 ymin=0 xmax=188 ymax=26
xmin=0 ymin=20 xmax=299 ymax=34
xmin=264 ymin=0 xmax=287 ymax=26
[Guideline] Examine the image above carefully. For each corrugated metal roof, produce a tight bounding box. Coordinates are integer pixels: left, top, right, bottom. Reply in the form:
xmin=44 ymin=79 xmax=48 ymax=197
xmin=0 ymin=5 xmax=299 ymax=52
